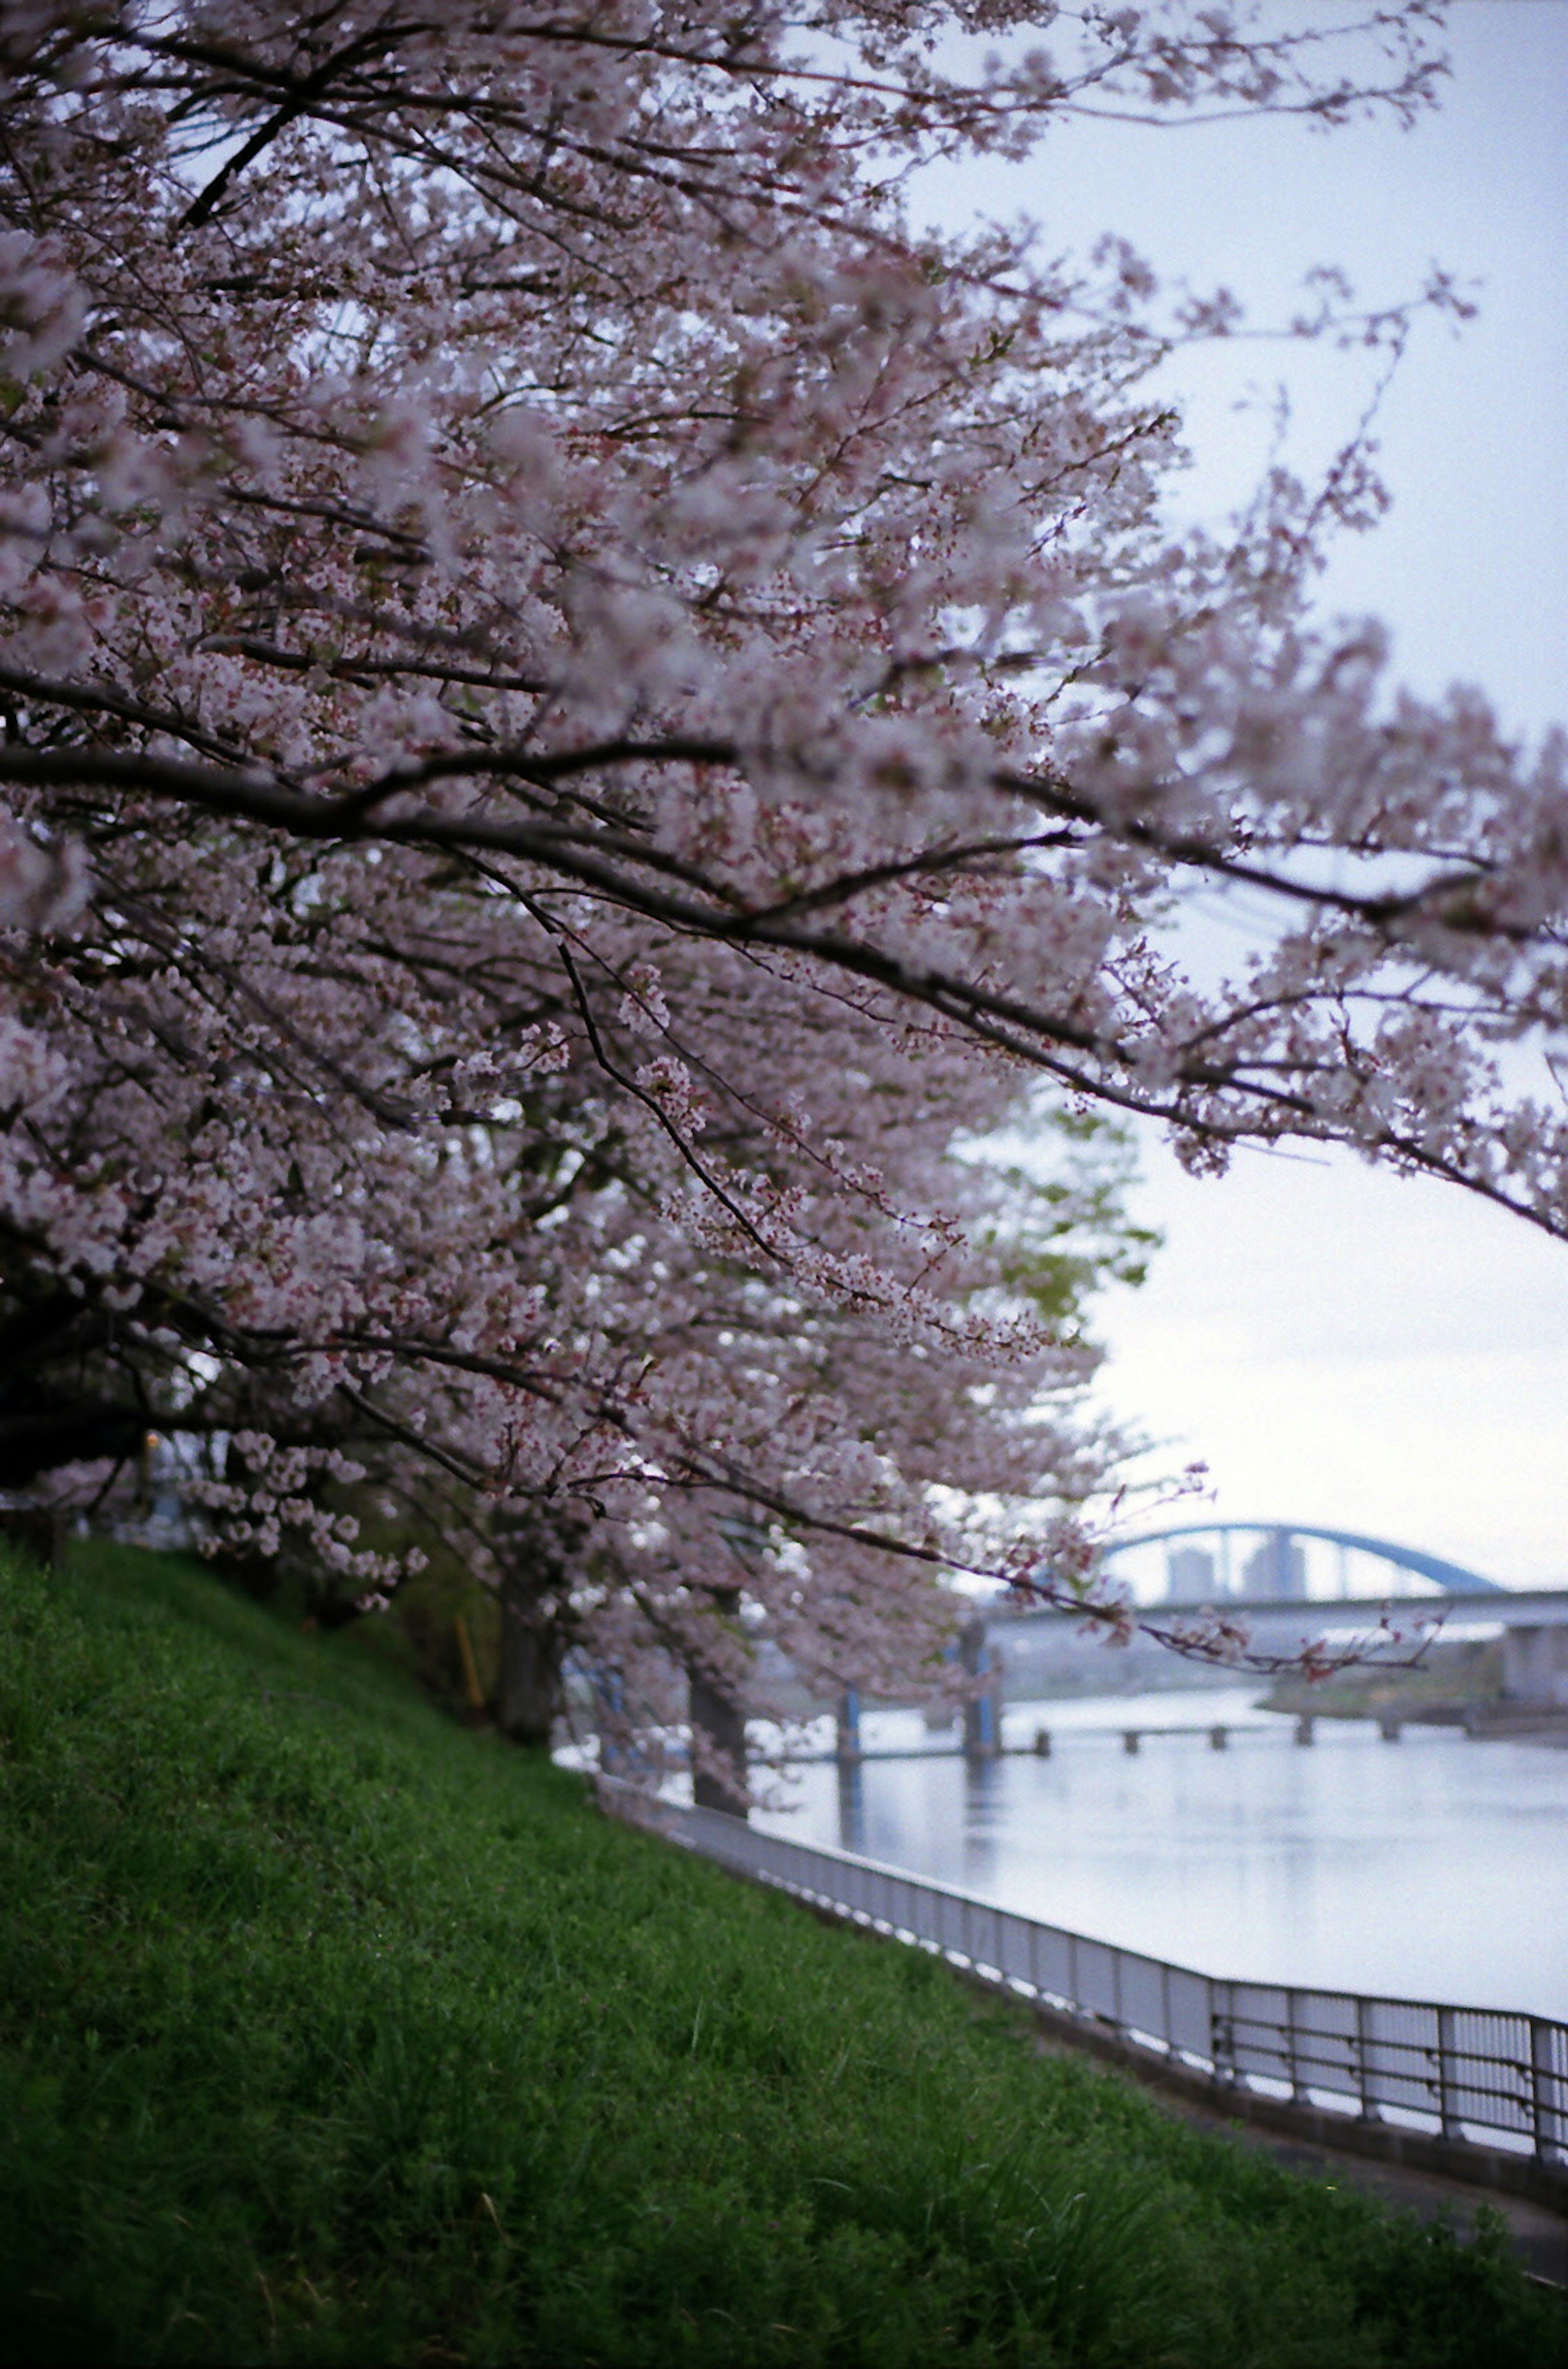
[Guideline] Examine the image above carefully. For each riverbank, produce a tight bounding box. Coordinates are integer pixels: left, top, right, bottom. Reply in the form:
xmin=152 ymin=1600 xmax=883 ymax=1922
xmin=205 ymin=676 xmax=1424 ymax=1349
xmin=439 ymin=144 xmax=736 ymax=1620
xmin=1262 ymin=1637 xmax=1503 ymax=1725
xmin=4 ymin=1544 xmax=1564 ymax=2366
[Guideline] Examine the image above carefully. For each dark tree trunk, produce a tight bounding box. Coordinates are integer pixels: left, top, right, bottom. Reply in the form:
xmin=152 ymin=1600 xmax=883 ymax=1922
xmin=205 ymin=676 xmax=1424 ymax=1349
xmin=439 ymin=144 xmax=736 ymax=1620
xmin=497 ymin=1571 xmax=565 ymax=1747
xmin=305 ymin=1586 xmax=364 ymax=1631
xmin=0 ymin=1291 xmax=144 ymax=1487
xmin=494 ymin=1517 xmax=571 ymax=1747
xmin=215 ymin=1540 xmax=282 ymax=1601
xmin=689 ymin=1586 xmax=749 ymax=1818
xmin=0 ymin=1505 xmax=65 ymax=1569
xmin=688 ymin=1667 xmax=750 ymax=1816
xmin=0 ymin=1399 xmax=142 ymax=1489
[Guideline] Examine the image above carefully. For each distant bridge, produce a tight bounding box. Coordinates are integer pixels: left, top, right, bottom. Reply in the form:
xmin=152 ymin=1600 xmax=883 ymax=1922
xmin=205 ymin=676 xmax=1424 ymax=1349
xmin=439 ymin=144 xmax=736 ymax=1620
xmin=1096 ymin=1520 xmax=1506 ymax=1604
xmin=994 ymin=1585 xmax=1568 ymax=1640
xmin=978 ymin=1522 xmax=1568 ymax=1737
xmin=832 ymin=1527 xmax=1567 ymax=1770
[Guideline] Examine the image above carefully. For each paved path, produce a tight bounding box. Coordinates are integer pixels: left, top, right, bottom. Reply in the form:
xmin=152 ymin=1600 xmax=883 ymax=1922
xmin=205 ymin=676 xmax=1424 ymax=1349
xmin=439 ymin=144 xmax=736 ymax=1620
xmin=1030 ymin=2024 xmax=1568 ymax=2287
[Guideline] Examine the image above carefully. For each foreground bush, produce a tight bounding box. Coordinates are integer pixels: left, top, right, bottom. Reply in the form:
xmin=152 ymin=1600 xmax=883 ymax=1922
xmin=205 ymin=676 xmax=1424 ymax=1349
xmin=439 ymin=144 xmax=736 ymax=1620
xmin=1 ymin=1546 xmax=1561 ymax=2367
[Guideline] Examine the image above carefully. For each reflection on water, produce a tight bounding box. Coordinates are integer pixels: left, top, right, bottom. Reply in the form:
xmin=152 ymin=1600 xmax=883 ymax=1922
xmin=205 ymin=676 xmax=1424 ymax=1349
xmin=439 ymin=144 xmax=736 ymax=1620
xmin=753 ymin=1689 xmax=1568 ymax=2020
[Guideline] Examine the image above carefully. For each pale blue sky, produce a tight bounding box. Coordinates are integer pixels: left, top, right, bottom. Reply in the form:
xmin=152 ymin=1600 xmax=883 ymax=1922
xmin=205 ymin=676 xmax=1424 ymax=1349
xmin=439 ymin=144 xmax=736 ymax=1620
xmin=930 ymin=4 xmax=1568 ymax=1585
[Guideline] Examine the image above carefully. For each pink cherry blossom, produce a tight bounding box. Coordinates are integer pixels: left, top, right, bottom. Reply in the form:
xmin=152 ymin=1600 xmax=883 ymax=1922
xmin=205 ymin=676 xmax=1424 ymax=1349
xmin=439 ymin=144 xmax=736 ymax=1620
xmin=0 ymin=3 xmax=1538 ymax=1790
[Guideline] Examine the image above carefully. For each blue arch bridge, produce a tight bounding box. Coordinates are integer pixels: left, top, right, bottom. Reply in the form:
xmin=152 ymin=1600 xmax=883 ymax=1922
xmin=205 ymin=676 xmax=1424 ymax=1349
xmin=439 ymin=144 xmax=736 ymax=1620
xmin=829 ymin=1521 xmax=1568 ymax=1769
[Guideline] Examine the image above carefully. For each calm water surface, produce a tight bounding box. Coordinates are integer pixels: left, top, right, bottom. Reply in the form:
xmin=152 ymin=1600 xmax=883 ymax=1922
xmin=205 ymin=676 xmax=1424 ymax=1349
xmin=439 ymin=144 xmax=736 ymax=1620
xmin=750 ymin=1689 xmax=1568 ymax=2021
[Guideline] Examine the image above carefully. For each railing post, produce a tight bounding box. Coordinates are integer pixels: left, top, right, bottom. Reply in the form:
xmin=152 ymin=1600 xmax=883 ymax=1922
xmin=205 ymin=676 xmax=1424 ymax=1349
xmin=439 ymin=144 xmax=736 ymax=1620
xmin=1532 ymin=2018 xmax=1561 ymax=2163
xmin=1212 ymin=1980 xmax=1236 ymax=2084
xmin=1355 ymin=1995 xmax=1381 ymax=2121
xmin=1285 ymin=1989 xmax=1302 ymax=2102
xmin=1437 ymin=2006 xmax=1461 ymax=2138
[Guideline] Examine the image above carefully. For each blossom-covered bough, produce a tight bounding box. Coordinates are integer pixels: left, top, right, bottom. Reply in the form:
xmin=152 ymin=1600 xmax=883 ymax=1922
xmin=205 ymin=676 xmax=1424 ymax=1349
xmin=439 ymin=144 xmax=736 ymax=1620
xmin=1 ymin=1 xmax=1559 ymax=1784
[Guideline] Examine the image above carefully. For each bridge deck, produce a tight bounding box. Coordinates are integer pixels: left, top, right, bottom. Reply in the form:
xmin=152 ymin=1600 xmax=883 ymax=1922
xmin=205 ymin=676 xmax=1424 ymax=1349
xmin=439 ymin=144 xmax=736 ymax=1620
xmin=996 ymin=1587 xmax=1568 ymax=1626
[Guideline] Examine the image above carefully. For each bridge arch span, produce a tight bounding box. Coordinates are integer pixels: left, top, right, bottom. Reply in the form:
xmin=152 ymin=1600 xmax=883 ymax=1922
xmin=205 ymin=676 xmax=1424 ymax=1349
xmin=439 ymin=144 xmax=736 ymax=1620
xmin=1098 ymin=1520 xmax=1503 ymax=1599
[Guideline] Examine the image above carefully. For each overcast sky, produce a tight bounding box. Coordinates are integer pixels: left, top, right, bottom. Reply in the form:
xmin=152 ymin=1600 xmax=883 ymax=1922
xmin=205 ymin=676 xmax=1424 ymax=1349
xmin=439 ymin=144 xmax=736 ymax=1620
xmin=930 ymin=4 xmax=1568 ymax=1588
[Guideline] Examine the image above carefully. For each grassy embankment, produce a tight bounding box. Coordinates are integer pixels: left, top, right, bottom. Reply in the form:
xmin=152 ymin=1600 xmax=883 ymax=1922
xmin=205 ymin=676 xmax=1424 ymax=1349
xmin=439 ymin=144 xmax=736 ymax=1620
xmin=2 ymin=1544 xmax=1562 ymax=2368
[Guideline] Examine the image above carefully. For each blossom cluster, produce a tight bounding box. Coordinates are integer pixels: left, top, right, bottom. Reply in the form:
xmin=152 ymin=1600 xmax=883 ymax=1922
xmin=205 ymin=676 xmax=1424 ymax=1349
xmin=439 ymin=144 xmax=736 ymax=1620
xmin=0 ymin=2 xmax=1546 ymax=1777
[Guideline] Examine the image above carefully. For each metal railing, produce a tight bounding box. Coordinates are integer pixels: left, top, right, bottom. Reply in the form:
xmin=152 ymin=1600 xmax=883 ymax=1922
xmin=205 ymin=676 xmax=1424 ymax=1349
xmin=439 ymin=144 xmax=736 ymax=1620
xmin=659 ymin=1801 xmax=1568 ymax=2169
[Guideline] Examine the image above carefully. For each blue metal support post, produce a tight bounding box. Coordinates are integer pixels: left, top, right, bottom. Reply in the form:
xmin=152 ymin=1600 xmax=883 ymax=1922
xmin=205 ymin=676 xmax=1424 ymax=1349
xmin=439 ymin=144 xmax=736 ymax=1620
xmin=960 ymin=1618 xmax=1000 ymax=1761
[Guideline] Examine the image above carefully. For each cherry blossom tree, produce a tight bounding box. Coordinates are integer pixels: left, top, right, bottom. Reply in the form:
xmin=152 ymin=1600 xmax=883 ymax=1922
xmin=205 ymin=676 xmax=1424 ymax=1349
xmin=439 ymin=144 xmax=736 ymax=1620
xmin=2 ymin=0 xmax=1560 ymax=1781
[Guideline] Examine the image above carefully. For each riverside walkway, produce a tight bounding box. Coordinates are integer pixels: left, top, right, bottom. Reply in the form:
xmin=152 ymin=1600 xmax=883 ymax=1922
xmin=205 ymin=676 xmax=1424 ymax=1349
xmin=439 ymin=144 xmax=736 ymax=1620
xmin=635 ymin=1793 xmax=1568 ymax=2223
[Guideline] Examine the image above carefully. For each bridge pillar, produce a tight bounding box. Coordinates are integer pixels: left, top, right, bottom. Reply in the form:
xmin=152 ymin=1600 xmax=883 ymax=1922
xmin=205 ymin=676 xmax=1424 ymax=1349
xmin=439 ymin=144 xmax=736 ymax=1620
xmin=835 ymin=1687 xmax=862 ymax=1764
xmin=959 ymin=1618 xmax=1001 ymax=1761
xmin=1501 ymin=1624 xmax=1568 ymax=1710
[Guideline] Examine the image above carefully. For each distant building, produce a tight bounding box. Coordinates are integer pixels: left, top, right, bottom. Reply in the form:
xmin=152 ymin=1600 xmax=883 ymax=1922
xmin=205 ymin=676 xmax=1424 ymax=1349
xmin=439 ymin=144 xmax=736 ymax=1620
xmin=1165 ymin=1545 xmax=1216 ymax=1600
xmin=1241 ymin=1529 xmax=1307 ymax=1599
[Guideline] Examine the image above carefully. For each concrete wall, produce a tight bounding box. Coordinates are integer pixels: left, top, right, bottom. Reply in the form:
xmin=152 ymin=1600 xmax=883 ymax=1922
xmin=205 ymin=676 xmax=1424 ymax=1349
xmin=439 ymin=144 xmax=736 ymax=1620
xmin=1501 ymin=1622 xmax=1568 ymax=1707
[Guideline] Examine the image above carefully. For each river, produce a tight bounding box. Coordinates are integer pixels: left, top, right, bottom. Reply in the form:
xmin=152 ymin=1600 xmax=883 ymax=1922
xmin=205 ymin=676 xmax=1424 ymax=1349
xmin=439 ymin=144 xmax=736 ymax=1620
xmin=748 ymin=1687 xmax=1568 ymax=2022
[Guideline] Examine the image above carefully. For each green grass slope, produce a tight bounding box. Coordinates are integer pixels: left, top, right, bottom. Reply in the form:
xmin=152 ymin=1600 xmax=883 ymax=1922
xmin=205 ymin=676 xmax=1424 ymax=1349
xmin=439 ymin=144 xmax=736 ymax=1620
xmin=1 ymin=1544 xmax=1561 ymax=2368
